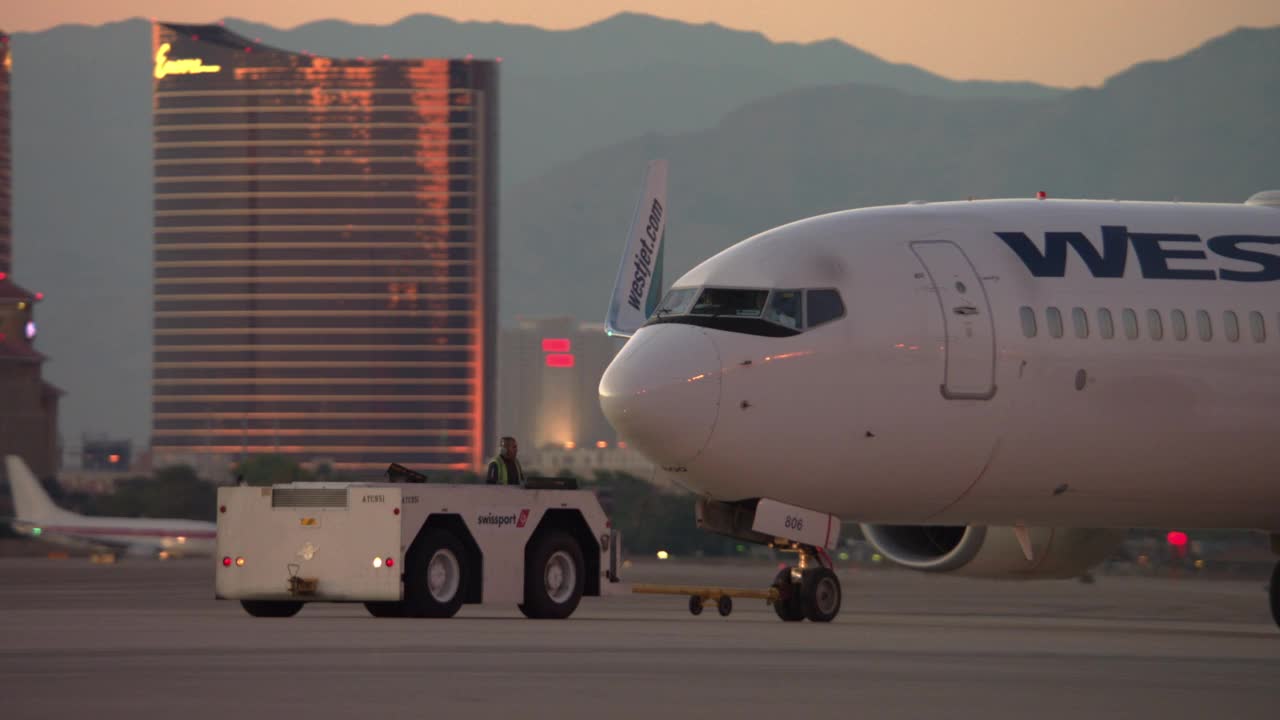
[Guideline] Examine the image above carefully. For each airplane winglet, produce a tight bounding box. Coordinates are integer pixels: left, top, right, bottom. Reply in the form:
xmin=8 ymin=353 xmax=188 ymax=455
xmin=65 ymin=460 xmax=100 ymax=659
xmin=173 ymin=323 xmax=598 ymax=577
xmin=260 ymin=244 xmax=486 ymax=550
xmin=605 ymin=160 xmax=668 ymax=338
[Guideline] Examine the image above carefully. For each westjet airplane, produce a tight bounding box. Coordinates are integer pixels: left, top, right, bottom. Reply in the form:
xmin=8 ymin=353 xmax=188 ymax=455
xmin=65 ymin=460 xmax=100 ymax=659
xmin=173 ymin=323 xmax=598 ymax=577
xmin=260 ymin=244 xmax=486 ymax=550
xmin=4 ymin=455 xmax=216 ymax=558
xmin=601 ymin=163 xmax=1280 ymax=628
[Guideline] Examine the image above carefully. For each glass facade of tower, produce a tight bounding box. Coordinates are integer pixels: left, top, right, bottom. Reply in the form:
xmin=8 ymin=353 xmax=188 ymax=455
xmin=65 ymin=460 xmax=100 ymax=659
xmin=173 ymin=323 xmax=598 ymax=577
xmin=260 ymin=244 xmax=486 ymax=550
xmin=0 ymin=32 xmax=11 ymax=276
xmin=151 ymin=23 xmax=497 ymax=474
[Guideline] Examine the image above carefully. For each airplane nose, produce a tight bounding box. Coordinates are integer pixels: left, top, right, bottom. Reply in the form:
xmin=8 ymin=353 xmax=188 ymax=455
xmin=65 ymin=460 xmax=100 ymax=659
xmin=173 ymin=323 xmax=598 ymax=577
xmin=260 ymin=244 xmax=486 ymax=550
xmin=599 ymin=325 xmax=722 ymax=467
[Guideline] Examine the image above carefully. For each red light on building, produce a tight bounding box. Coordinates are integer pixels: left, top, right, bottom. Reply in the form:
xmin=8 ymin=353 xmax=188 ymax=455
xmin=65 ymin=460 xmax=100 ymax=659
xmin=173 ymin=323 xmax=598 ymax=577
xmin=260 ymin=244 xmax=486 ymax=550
xmin=541 ymin=338 xmax=571 ymax=353
xmin=1166 ymin=531 xmax=1188 ymax=547
xmin=108 ymin=454 xmax=121 ymax=464
xmin=0 ymin=272 xmax=7 ymax=281
xmin=34 ymin=292 xmax=44 ymax=301
xmin=545 ymin=353 xmax=575 ymax=368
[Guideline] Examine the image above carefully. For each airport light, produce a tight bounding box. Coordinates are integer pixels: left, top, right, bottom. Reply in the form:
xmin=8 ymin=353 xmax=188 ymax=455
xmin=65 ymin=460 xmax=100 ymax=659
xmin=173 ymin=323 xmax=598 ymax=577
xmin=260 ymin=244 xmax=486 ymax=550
xmin=385 ymin=557 xmax=394 ymax=568
xmin=656 ymin=550 xmax=669 ymax=560
xmin=541 ymin=338 xmax=571 ymax=353
xmin=373 ymin=556 xmax=383 ymax=568
xmin=235 ymin=557 xmax=245 ymax=567
xmin=1166 ymin=531 xmax=1188 ymax=547
xmin=545 ymin=353 xmax=575 ymax=368
xmin=32 ymin=527 xmax=42 ymax=537
xmin=222 ymin=557 xmax=232 ymax=567
xmin=595 ymin=441 xmax=608 ymax=449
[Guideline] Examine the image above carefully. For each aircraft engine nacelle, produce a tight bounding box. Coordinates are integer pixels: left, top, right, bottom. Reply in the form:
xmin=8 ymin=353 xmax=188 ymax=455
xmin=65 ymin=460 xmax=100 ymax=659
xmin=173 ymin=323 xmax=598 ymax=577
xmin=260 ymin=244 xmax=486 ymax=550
xmin=859 ymin=524 xmax=1124 ymax=579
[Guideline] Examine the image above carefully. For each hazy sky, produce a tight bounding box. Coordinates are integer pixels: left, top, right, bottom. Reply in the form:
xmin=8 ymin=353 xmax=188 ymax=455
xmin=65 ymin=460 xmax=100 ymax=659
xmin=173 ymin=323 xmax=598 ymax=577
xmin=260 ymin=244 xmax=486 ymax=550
xmin=7 ymin=1 xmax=1280 ymax=86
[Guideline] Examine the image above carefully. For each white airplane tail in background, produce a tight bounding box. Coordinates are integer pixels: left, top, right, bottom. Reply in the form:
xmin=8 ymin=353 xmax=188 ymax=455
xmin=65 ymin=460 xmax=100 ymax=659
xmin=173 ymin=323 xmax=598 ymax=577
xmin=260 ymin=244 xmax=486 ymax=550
xmin=606 ymin=159 xmax=668 ymax=337
xmin=5 ymin=455 xmax=77 ymax=523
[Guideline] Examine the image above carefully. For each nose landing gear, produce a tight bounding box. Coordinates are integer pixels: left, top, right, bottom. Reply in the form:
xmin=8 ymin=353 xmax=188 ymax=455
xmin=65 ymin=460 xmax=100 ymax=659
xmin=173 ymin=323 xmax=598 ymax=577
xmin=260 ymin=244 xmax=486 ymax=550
xmin=771 ymin=544 xmax=842 ymax=623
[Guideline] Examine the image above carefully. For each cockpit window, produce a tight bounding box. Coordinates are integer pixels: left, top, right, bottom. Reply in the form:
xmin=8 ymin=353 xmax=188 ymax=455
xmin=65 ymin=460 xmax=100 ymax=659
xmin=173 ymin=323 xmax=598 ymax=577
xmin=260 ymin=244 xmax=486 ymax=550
xmin=642 ymin=286 xmax=844 ymax=338
xmin=805 ymin=289 xmax=846 ymax=328
xmin=690 ymin=288 xmax=768 ymax=318
xmin=654 ymin=288 xmax=698 ymax=317
xmin=764 ymin=290 xmax=803 ymax=329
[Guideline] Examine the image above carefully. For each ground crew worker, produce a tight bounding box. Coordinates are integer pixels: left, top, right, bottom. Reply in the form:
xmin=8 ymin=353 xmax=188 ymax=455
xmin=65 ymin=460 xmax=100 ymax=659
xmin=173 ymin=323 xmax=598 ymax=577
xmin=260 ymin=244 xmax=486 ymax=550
xmin=486 ymin=436 xmax=526 ymax=486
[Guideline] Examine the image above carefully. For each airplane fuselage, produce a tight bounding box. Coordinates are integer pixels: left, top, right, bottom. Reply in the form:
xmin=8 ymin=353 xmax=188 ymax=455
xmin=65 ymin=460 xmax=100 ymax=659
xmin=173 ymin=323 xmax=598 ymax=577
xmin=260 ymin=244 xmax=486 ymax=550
xmin=11 ymin=517 xmax=217 ymax=557
xmin=600 ymin=199 xmax=1280 ymax=531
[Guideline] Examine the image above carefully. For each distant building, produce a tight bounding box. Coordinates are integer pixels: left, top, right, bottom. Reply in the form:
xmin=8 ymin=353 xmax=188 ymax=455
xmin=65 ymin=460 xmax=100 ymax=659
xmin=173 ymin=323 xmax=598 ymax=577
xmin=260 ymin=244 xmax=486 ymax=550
xmin=497 ymin=317 xmax=626 ymax=454
xmin=81 ymin=438 xmax=132 ymax=472
xmin=0 ymin=32 xmax=9 ymax=276
xmin=0 ymin=280 xmax=59 ymax=479
xmin=0 ymin=34 xmax=61 ymax=480
xmin=56 ymin=470 xmax=127 ymax=496
xmin=150 ymin=23 xmax=498 ymax=478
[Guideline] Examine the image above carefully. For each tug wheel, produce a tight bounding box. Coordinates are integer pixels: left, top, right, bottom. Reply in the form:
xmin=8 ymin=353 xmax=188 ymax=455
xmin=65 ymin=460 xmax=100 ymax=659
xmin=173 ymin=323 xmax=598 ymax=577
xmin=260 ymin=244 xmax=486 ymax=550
xmin=689 ymin=595 xmax=703 ymax=616
xmin=1269 ymin=561 xmax=1280 ymax=631
xmin=240 ymin=600 xmax=303 ymax=618
xmin=717 ymin=595 xmax=733 ymax=617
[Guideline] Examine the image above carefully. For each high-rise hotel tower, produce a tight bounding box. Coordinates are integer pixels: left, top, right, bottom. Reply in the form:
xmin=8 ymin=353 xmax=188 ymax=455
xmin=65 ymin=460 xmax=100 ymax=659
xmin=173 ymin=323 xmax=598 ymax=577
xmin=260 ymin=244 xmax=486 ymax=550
xmin=151 ymin=23 xmax=497 ymax=475
xmin=0 ymin=31 xmax=11 ymax=276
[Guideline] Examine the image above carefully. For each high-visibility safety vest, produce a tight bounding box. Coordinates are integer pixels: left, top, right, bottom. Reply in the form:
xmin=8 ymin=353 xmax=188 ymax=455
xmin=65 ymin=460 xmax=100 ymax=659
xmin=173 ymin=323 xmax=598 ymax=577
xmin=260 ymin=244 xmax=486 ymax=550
xmin=489 ymin=455 xmax=524 ymax=485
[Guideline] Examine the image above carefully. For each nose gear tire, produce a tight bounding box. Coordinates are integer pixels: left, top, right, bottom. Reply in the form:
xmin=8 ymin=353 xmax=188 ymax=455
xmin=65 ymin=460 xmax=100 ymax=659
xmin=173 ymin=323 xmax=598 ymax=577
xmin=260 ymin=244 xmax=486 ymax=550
xmin=800 ymin=567 xmax=841 ymax=623
xmin=771 ymin=568 xmax=805 ymax=622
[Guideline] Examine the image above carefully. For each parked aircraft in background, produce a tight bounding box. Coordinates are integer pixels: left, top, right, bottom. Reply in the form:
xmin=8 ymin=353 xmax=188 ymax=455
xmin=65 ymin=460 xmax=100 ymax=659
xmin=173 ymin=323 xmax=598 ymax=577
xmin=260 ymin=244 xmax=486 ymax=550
xmin=4 ymin=455 xmax=215 ymax=558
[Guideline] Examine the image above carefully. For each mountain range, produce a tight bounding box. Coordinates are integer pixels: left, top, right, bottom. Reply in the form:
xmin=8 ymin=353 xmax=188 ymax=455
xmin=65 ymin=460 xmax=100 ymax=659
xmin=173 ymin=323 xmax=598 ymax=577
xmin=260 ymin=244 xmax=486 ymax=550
xmin=5 ymin=14 xmax=1276 ymax=446
xmin=503 ymin=26 xmax=1280 ymax=321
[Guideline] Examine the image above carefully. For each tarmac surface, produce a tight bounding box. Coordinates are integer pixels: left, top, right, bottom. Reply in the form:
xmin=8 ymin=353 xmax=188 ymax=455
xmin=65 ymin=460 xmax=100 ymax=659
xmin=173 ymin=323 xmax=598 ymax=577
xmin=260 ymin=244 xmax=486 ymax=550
xmin=0 ymin=557 xmax=1276 ymax=720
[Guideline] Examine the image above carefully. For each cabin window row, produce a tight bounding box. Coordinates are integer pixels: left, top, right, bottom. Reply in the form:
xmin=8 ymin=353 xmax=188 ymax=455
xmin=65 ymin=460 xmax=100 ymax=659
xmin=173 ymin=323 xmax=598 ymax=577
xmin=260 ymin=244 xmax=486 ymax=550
xmin=1019 ymin=306 xmax=1268 ymax=343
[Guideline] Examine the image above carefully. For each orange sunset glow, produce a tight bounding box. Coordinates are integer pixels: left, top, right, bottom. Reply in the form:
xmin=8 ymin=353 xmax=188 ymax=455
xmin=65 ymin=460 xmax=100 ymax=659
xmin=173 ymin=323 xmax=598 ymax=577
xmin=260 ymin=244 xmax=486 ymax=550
xmin=6 ymin=1 xmax=1280 ymax=87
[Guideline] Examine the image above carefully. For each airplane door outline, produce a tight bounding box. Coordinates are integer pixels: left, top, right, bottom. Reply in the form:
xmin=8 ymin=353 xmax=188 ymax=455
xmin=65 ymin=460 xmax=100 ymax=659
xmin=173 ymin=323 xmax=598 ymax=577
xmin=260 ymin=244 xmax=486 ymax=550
xmin=910 ymin=240 xmax=997 ymax=400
